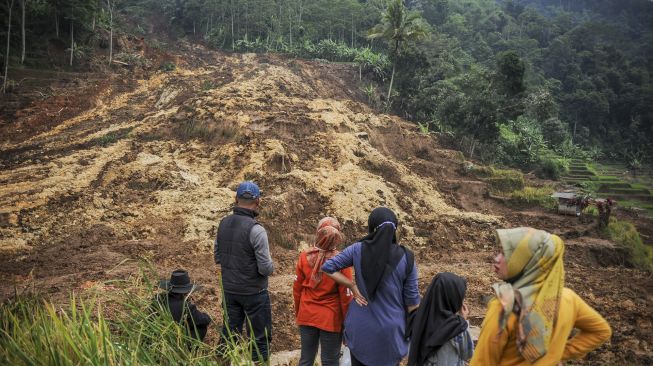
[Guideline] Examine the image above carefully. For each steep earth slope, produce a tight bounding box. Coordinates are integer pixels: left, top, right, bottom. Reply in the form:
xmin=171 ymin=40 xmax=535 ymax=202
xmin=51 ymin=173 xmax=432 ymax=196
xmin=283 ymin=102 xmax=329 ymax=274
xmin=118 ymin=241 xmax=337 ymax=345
xmin=0 ymin=44 xmax=650 ymax=365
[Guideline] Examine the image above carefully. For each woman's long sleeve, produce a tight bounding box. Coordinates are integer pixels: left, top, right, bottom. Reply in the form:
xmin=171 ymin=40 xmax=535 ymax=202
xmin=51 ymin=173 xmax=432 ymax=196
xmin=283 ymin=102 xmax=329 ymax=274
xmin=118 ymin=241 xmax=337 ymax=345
xmin=321 ymin=244 xmax=355 ymax=274
xmin=469 ymin=299 xmax=509 ymax=366
xmin=562 ymin=293 xmax=612 ymax=360
xmin=293 ymin=254 xmax=305 ymax=317
xmin=338 ymin=266 xmax=353 ymax=318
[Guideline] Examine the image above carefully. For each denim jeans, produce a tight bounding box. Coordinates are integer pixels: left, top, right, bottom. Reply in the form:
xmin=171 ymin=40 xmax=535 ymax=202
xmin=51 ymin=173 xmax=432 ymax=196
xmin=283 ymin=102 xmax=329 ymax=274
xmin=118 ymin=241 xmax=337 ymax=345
xmin=220 ymin=290 xmax=272 ymax=361
xmin=298 ymin=325 xmax=342 ymax=366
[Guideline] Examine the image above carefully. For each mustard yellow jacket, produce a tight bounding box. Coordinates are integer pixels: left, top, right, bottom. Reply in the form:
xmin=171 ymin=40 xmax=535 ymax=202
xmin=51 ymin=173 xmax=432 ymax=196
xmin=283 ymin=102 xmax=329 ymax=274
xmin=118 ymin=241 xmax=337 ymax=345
xmin=470 ymin=288 xmax=611 ymax=366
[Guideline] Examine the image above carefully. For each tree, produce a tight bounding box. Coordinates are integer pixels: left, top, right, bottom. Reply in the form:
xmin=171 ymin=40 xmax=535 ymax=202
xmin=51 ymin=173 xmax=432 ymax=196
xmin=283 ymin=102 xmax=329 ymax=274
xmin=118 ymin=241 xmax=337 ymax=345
xmin=20 ymin=0 xmax=25 ymax=64
xmin=3 ymin=0 xmax=15 ymax=93
xmin=367 ymin=0 xmax=428 ymax=105
xmin=496 ymin=50 xmax=526 ymax=97
xmin=106 ymin=0 xmax=113 ymax=64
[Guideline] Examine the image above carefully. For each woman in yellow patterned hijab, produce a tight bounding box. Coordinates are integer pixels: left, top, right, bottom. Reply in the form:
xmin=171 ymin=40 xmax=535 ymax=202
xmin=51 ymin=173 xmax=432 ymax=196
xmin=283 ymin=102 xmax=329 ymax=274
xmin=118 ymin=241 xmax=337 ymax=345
xmin=471 ymin=227 xmax=612 ymax=365
xmin=492 ymin=227 xmax=564 ymax=362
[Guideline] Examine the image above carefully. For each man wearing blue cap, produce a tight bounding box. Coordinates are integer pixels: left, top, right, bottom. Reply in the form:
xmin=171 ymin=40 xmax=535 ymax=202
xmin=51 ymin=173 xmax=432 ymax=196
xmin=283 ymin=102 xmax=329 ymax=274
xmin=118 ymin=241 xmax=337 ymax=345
xmin=215 ymin=181 xmax=274 ymax=362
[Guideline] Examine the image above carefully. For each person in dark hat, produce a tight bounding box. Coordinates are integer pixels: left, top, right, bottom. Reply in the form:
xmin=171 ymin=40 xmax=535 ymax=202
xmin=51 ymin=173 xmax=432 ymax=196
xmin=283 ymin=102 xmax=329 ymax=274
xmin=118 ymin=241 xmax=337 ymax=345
xmin=154 ymin=269 xmax=212 ymax=342
xmin=214 ymin=181 xmax=274 ymax=362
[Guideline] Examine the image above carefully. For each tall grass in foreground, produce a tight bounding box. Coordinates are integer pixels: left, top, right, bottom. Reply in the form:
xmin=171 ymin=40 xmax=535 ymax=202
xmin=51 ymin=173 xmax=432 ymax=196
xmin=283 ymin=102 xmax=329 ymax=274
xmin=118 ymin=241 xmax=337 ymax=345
xmin=606 ymin=218 xmax=653 ymax=272
xmin=0 ymin=268 xmax=259 ymax=365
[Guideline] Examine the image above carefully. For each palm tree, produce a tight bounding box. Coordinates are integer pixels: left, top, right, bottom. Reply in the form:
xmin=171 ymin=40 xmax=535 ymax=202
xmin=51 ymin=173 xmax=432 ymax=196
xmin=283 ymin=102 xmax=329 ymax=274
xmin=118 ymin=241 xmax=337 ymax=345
xmin=367 ymin=0 xmax=428 ymax=105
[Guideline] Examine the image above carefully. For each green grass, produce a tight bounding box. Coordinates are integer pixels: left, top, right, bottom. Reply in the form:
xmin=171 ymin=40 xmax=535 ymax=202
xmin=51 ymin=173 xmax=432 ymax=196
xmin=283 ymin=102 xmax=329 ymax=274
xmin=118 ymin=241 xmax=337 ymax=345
xmin=161 ymin=62 xmax=176 ymax=72
xmin=0 ymin=267 xmax=261 ymax=365
xmin=90 ymin=127 xmax=135 ymax=147
xmin=508 ymin=186 xmax=557 ymax=209
xmin=201 ymin=80 xmax=217 ymax=91
xmin=470 ymin=166 xmax=524 ymax=193
xmin=606 ymin=218 xmax=653 ymax=271
xmin=617 ymin=200 xmax=653 ymax=216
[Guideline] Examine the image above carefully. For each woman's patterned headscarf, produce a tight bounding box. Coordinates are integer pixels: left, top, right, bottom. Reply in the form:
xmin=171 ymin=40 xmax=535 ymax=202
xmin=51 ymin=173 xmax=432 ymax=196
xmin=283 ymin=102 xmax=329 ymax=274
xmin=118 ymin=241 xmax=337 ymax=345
xmin=306 ymin=217 xmax=343 ymax=288
xmin=492 ymin=227 xmax=565 ymax=363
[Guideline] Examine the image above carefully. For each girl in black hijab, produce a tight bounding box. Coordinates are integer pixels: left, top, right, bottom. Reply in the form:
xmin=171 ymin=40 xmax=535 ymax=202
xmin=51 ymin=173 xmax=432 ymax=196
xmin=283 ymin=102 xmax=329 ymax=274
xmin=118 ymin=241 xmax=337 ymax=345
xmin=407 ymin=272 xmax=474 ymax=366
xmin=359 ymin=206 xmax=406 ymax=300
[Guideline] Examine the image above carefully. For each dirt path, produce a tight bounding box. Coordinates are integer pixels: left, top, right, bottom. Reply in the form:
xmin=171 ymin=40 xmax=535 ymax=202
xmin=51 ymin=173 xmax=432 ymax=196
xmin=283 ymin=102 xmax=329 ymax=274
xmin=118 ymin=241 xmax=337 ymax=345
xmin=0 ymin=46 xmax=651 ymax=365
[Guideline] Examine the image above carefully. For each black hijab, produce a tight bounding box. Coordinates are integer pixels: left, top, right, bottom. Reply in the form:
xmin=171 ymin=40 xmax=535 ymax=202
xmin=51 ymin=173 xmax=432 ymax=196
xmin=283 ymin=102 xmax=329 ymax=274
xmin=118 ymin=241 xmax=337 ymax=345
xmin=407 ymin=272 xmax=468 ymax=366
xmin=360 ymin=207 xmax=404 ymax=300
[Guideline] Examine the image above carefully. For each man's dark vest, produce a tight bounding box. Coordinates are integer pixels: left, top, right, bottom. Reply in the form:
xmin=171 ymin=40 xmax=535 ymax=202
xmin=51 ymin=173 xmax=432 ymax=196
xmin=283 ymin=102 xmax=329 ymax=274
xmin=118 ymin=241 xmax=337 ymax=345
xmin=217 ymin=207 xmax=267 ymax=295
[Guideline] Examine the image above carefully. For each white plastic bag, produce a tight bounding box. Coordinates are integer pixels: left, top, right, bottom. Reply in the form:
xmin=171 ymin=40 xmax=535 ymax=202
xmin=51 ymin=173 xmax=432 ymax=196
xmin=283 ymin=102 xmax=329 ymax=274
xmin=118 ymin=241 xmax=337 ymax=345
xmin=339 ymin=345 xmax=351 ymax=366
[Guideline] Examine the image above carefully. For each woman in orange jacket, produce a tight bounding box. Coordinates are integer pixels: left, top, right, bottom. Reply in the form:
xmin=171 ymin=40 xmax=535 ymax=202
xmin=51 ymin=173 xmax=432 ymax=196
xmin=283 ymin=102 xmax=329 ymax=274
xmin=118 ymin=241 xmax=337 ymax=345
xmin=470 ymin=227 xmax=612 ymax=366
xmin=293 ymin=217 xmax=353 ymax=366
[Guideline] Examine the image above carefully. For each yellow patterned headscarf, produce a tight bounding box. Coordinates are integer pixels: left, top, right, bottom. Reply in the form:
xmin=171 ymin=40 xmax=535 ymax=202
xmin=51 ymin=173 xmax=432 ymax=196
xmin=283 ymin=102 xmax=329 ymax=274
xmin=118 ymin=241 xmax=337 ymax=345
xmin=491 ymin=227 xmax=565 ymax=363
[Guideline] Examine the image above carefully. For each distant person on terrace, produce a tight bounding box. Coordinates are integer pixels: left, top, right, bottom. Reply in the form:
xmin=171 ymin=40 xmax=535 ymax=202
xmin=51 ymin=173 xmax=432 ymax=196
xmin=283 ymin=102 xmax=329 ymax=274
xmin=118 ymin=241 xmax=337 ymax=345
xmin=214 ymin=181 xmax=274 ymax=362
xmin=471 ymin=228 xmax=612 ymax=366
xmin=293 ymin=217 xmax=353 ymax=366
xmin=322 ymin=207 xmax=420 ymax=366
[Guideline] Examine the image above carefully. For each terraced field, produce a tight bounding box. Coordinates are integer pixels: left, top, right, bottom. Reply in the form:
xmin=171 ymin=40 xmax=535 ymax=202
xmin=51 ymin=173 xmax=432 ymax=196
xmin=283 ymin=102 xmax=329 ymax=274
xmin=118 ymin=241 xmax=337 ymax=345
xmin=562 ymin=159 xmax=653 ymax=215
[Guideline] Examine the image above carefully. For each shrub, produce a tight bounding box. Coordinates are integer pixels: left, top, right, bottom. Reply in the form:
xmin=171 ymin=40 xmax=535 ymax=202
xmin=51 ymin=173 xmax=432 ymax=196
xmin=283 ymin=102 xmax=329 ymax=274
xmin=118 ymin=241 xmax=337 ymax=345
xmin=235 ymin=37 xmax=268 ymax=53
xmin=496 ymin=116 xmax=547 ymax=169
xmin=541 ymin=117 xmax=571 ymax=148
xmin=354 ymin=48 xmax=390 ymax=81
xmin=535 ymin=156 xmax=568 ymax=180
xmin=607 ymin=219 xmax=653 ymax=271
xmin=314 ymin=39 xmax=355 ymax=62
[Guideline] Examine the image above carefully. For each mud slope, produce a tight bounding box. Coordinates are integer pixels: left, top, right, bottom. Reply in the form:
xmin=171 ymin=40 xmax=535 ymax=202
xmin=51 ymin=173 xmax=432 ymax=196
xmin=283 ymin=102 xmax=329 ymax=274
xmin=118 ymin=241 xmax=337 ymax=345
xmin=1 ymin=46 xmax=650 ymax=364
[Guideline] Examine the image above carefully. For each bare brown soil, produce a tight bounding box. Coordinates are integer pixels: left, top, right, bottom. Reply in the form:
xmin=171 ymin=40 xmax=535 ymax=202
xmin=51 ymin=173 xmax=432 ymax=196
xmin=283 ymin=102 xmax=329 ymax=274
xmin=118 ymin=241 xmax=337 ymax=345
xmin=0 ymin=44 xmax=651 ymax=365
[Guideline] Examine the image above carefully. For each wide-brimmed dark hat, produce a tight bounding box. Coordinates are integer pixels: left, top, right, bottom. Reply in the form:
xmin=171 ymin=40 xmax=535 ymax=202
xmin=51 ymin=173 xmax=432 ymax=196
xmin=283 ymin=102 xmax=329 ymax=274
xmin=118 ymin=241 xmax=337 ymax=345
xmin=158 ymin=269 xmax=202 ymax=294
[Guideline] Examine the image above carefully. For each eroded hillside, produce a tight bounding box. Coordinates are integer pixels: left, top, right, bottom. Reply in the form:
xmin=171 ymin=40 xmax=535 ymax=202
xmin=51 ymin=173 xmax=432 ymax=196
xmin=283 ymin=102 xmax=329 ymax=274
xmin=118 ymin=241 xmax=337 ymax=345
xmin=1 ymin=44 xmax=651 ymax=364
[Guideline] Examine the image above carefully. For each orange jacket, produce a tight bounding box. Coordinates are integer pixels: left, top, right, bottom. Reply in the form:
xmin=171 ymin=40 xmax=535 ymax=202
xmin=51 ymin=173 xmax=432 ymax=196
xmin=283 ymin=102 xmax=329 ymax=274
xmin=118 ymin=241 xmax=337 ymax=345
xmin=293 ymin=251 xmax=353 ymax=333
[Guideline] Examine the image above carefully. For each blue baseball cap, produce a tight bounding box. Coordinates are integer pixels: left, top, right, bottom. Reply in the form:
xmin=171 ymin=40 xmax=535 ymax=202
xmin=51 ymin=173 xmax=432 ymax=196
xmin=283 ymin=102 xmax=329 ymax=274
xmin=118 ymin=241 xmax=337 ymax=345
xmin=236 ymin=181 xmax=261 ymax=199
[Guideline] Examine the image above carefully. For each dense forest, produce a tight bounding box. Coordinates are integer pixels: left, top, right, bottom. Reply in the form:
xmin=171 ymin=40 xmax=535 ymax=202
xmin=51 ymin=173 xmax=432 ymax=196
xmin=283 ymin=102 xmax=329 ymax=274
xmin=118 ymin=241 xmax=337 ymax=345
xmin=2 ymin=0 xmax=653 ymax=177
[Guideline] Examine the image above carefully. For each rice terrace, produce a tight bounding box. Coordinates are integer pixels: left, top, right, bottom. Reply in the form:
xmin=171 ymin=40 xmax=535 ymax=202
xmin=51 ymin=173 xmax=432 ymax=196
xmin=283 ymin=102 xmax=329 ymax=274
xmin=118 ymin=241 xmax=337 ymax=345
xmin=1 ymin=0 xmax=652 ymax=365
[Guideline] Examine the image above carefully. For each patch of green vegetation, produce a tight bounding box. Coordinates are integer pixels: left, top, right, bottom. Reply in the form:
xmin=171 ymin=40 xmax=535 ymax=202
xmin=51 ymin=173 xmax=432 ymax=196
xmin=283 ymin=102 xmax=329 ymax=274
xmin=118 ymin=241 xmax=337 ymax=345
xmin=631 ymin=184 xmax=652 ymax=194
xmin=200 ymin=80 xmax=216 ymax=91
xmin=161 ymin=62 xmax=176 ymax=72
xmin=535 ymin=156 xmax=569 ymax=180
xmin=467 ymin=165 xmax=525 ymax=193
xmin=417 ymin=122 xmax=429 ymax=135
xmin=606 ymin=218 xmax=653 ymax=271
xmin=617 ymin=200 xmax=653 ymax=216
xmin=0 ymin=267 xmax=261 ymax=365
xmin=583 ymin=206 xmax=599 ymax=217
xmin=585 ymin=163 xmax=599 ymax=176
xmin=508 ymin=186 xmax=556 ymax=209
xmin=90 ymin=127 xmax=134 ymax=147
